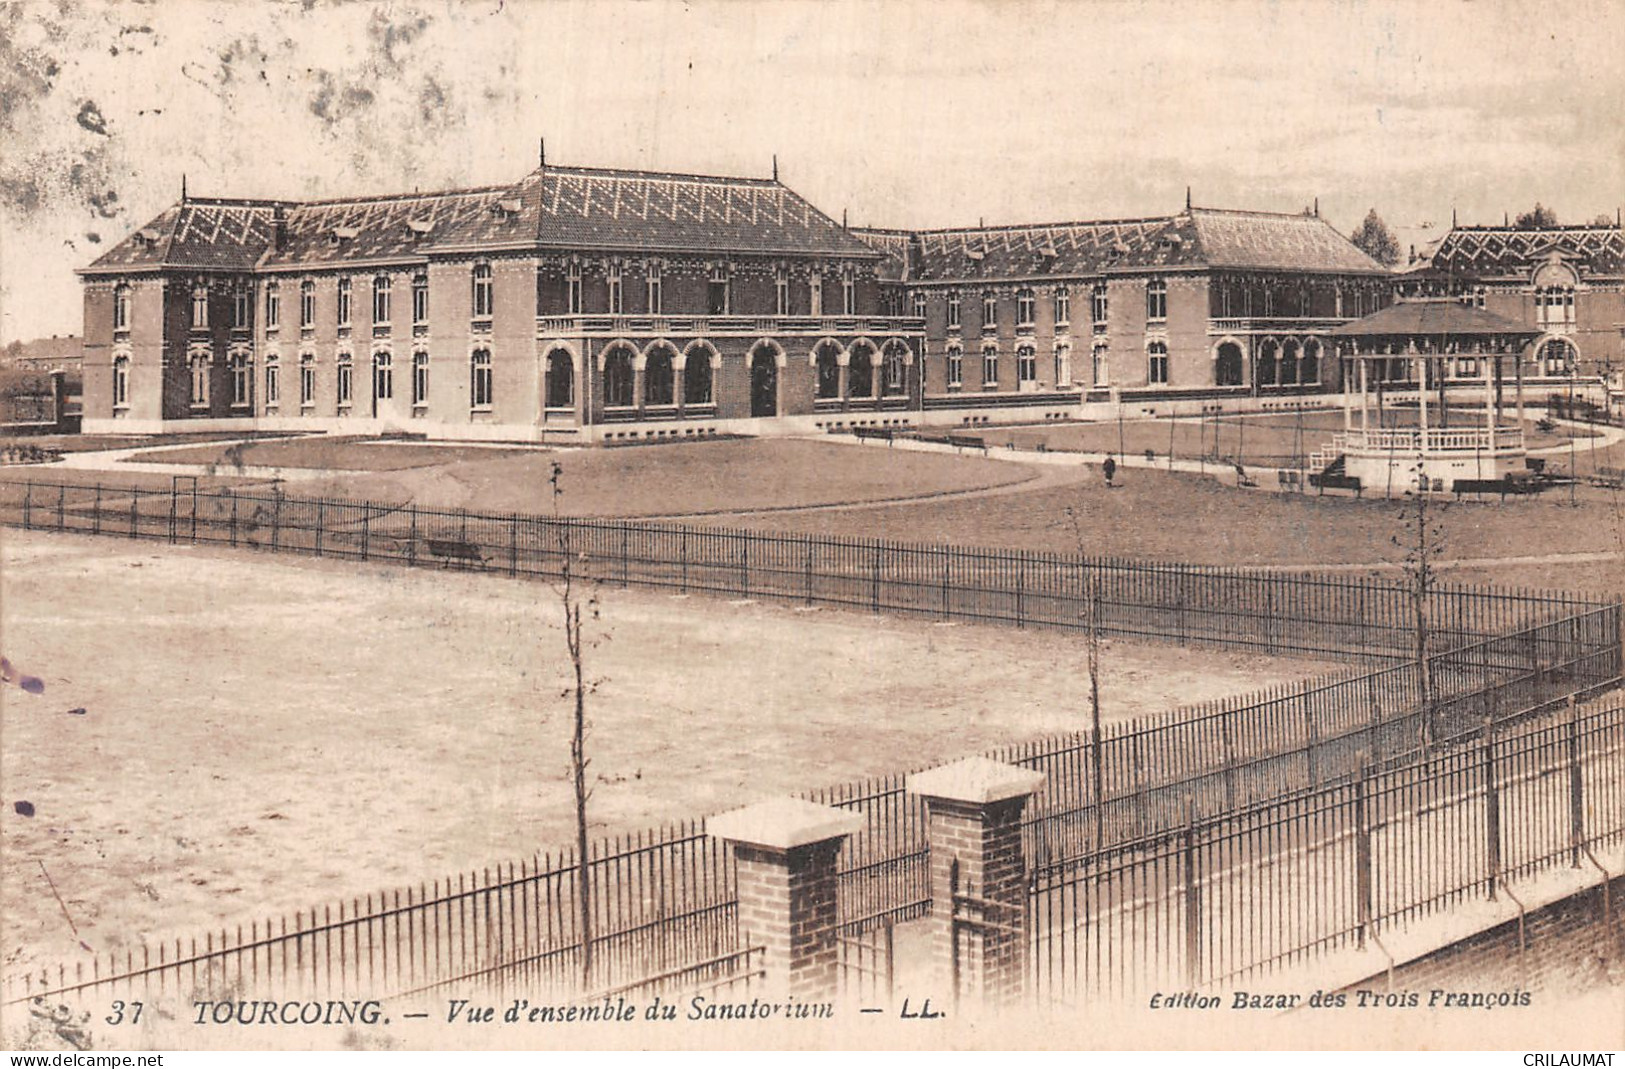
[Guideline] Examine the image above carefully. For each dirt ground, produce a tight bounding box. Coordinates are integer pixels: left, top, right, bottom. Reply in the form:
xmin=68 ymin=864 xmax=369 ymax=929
xmin=0 ymin=529 xmax=1327 ymax=974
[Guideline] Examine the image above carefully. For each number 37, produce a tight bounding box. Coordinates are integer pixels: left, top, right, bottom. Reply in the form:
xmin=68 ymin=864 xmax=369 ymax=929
xmin=106 ymin=1001 xmax=143 ymax=1025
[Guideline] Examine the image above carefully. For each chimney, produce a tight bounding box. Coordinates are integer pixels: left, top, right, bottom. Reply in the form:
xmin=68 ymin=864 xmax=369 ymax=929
xmin=272 ymin=204 xmax=287 ymax=252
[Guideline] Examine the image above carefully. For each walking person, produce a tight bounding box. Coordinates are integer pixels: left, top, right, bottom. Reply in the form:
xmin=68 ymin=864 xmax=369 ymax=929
xmin=1102 ymin=455 xmax=1116 ymax=487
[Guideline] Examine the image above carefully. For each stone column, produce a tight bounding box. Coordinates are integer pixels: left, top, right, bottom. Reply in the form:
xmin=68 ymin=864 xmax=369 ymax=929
xmin=708 ymin=798 xmax=861 ymax=1000
xmin=908 ymin=757 xmax=1045 ymax=1010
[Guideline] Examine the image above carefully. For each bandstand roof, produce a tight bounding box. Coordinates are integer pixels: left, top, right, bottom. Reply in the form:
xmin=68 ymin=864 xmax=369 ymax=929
xmin=1327 ymin=299 xmax=1538 ymax=339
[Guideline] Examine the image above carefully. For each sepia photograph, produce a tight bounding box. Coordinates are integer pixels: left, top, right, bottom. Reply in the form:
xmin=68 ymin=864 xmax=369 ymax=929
xmin=1 ymin=0 xmax=1623 ymax=1055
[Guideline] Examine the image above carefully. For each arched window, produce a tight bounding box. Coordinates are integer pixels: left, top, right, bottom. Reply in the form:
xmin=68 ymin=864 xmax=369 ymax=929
xmin=603 ymin=345 xmax=635 ymax=407
xmin=814 ymin=342 xmax=842 ymax=400
xmin=1147 ymin=341 xmax=1169 ymax=385
xmin=412 ymin=351 xmax=429 ymax=407
xmin=1016 ymin=343 xmax=1038 ymax=384
xmin=945 ymin=343 xmax=964 ymax=388
xmin=645 ymin=346 xmax=675 ymax=407
xmin=545 ymin=349 xmax=574 ymax=408
xmin=112 ymin=355 xmax=130 ymax=407
xmin=882 ymin=341 xmax=908 ymax=396
xmin=1092 ymin=343 xmax=1109 ymax=387
xmin=373 ymin=276 xmax=391 ymax=324
xmin=332 ymin=278 xmax=347 ymax=326
xmin=1280 ymin=339 xmax=1301 ymax=386
xmin=1215 ymin=342 xmax=1244 ymax=387
xmin=848 ymin=342 xmax=875 ymax=398
xmin=412 ymin=274 xmax=429 ymax=324
xmin=1301 ymin=340 xmax=1320 ymax=385
xmin=299 ymin=353 xmax=315 ymax=407
xmin=189 ymin=352 xmax=209 ymax=406
xmin=981 ymin=344 xmax=999 ymax=388
xmin=470 ymin=348 xmax=493 ymax=408
xmin=113 ymin=283 xmax=131 ymax=331
xmin=1257 ymin=339 xmax=1279 ymax=385
xmin=1541 ymin=338 xmax=1576 ymax=376
xmin=684 ymin=348 xmax=713 ymax=406
xmin=1016 ymin=288 xmax=1036 ymax=327
xmin=1146 ymin=279 xmax=1167 ymax=322
xmin=472 ymin=264 xmax=494 ymax=318
xmin=230 ymin=350 xmax=251 ymax=406
xmin=373 ymin=351 xmax=392 ymax=400
xmin=1054 ymin=343 xmax=1071 ymax=386
xmin=264 ymin=353 xmax=280 ymax=406
xmin=336 ymin=352 xmax=353 ymax=407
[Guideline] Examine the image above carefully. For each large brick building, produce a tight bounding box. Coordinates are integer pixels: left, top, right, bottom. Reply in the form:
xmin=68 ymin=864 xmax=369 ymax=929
xmin=1396 ymin=221 xmax=1625 ymax=383
xmin=857 ymin=204 xmax=1393 ymax=414
xmin=80 ymin=162 xmax=924 ymax=441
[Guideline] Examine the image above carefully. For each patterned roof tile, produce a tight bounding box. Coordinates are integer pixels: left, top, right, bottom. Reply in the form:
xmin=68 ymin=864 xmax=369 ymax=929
xmin=1420 ymin=226 xmax=1625 ymax=279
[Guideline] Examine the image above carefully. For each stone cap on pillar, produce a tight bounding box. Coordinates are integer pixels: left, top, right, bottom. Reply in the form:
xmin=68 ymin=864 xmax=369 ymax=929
xmin=908 ymin=756 xmax=1046 ymax=805
xmin=707 ymin=797 xmax=863 ymax=852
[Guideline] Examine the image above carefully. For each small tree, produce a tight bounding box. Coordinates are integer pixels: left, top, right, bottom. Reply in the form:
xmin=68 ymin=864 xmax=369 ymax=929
xmin=1350 ymin=209 xmax=1401 ymax=267
xmin=549 ymin=461 xmax=600 ymax=987
xmin=1514 ymin=203 xmax=1559 ymax=228
xmin=1064 ymin=506 xmax=1107 ymax=851
xmin=1392 ymin=457 xmax=1448 ymax=752
xmin=1589 ymin=213 xmax=1616 ymax=227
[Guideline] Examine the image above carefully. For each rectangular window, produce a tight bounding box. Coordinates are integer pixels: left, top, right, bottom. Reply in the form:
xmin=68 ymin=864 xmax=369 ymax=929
xmin=912 ymin=291 xmax=926 ymax=319
xmin=1147 ymin=280 xmax=1167 ymax=322
xmin=1092 ymin=283 xmax=1108 ymax=325
xmin=113 ymin=357 xmax=129 ymax=406
xmin=373 ymin=352 xmax=392 ymax=400
xmin=1054 ymin=286 xmax=1070 ymax=326
xmin=841 ymin=270 xmax=855 ymax=316
xmin=471 ymin=349 xmax=493 ymax=408
xmin=473 ymin=265 xmax=494 ymax=319
xmin=300 ymin=355 xmax=315 ymax=406
xmin=265 ymin=359 xmax=279 ymax=405
xmin=233 ymin=287 xmax=250 ymax=329
xmin=708 ymin=265 xmax=729 ymax=316
xmin=775 ymin=269 xmax=790 ymax=316
xmin=189 ymin=355 xmax=209 ymax=405
xmin=308 ymin=281 xmax=322 ymax=328
xmin=231 ymin=355 xmax=250 ymax=406
xmin=646 ymin=263 xmax=662 ymax=315
xmin=981 ymin=347 xmax=998 ymax=388
xmin=192 ymin=287 xmax=209 ymax=330
xmin=1018 ymin=347 xmax=1037 ymax=383
xmin=412 ymin=352 xmax=429 ymax=406
xmin=607 ymin=264 xmax=623 ymax=315
xmin=1148 ymin=346 xmax=1169 ymax=384
xmin=337 ymin=357 xmax=353 ymax=407
xmin=982 ymin=293 xmax=997 ymax=331
xmin=566 ymin=264 xmax=582 ymax=315
xmin=412 ymin=276 xmax=428 ymax=324
xmin=114 ymin=285 xmax=130 ymax=331
xmin=336 ymin=279 xmax=350 ymax=326
xmin=946 ymin=348 xmax=963 ymax=388
xmin=809 ymin=273 xmax=823 ymax=317
xmin=947 ymin=291 xmax=961 ymax=329
xmin=373 ymin=277 xmax=391 ymax=324
xmin=266 ymin=285 xmax=281 ymax=329
xmin=1017 ymin=290 xmax=1035 ymax=326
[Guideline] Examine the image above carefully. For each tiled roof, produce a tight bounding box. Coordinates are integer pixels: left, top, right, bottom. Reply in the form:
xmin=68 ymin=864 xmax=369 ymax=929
xmin=1184 ymin=209 xmax=1389 ymax=275
xmin=1327 ymin=298 xmax=1538 ymax=338
xmin=429 ymin=165 xmax=880 ymax=258
xmin=910 ymin=218 xmax=1176 ymax=282
xmin=849 ymin=228 xmax=914 ymax=281
xmin=262 ymin=187 xmax=512 ymax=269
xmin=902 ymin=209 xmax=1386 ymax=283
xmin=82 ymin=200 xmax=283 ymax=273
xmin=1418 ymin=225 xmax=1625 ymax=279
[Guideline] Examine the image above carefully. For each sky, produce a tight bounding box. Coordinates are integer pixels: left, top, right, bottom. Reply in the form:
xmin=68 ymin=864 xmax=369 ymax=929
xmin=2 ymin=0 xmax=1622 ymax=344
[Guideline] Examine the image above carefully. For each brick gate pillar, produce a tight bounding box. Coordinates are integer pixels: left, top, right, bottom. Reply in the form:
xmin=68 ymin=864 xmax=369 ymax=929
xmin=909 ymin=756 xmax=1045 ymax=1010
xmin=708 ymin=797 xmax=861 ymax=1000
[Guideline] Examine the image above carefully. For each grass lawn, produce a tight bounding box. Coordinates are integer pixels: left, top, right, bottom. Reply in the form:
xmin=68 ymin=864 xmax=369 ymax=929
xmin=299 ymin=437 xmax=1037 ymax=516
xmin=140 ymin=436 xmax=542 ymax=472
xmin=0 ymin=432 xmax=294 ymax=454
xmin=0 ymin=529 xmax=1326 ymax=971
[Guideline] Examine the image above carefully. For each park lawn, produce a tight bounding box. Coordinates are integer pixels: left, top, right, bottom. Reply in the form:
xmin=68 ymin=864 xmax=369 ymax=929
xmin=137 ymin=436 xmax=543 ymax=472
xmin=298 ymin=437 xmax=1036 ymax=516
xmin=0 ymin=529 xmax=1328 ymax=973
xmin=0 ymin=432 xmax=295 ymax=454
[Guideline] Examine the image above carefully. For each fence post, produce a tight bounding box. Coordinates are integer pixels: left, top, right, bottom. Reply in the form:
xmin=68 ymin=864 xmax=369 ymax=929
xmin=1367 ymin=672 xmax=1383 ymax=763
xmin=1303 ymin=684 xmax=1320 ymax=788
xmin=909 ymin=757 xmax=1045 ymax=1010
xmin=941 ymin=549 xmax=951 ymax=620
xmin=128 ymin=491 xmax=137 ymax=539
xmin=1182 ymin=798 xmax=1201 ymax=988
xmin=314 ymin=501 xmax=325 ymax=557
xmin=1015 ymin=551 xmax=1026 ymax=629
xmin=22 ymin=482 xmax=31 ymax=530
xmin=1567 ymin=695 xmax=1585 ymax=868
xmin=680 ymin=528 xmax=689 ymax=595
xmin=57 ymin=484 xmax=65 ymax=532
xmin=1354 ymin=759 xmax=1373 ymax=948
xmin=741 ymin=534 xmax=750 ymax=599
xmin=508 ymin=514 xmax=518 ymax=578
xmin=707 ymin=798 xmax=861 ymax=1001
xmin=92 ymin=484 xmax=102 ymax=536
xmin=361 ymin=513 xmax=370 ymax=563
xmin=407 ymin=506 xmax=417 ymax=566
xmin=620 ymin=525 xmax=629 ymax=589
xmin=804 ymin=536 xmax=814 ymax=606
xmin=1483 ymin=718 xmax=1501 ymax=900
xmin=167 ymin=483 xmax=178 ymax=544
xmin=870 ymin=542 xmax=881 ymax=614
xmin=271 ymin=495 xmax=282 ymax=550
xmin=229 ymin=491 xmax=238 ymax=548
xmin=190 ymin=482 xmax=198 ymax=541
xmin=1222 ymin=708 xmax=1237 ymax=811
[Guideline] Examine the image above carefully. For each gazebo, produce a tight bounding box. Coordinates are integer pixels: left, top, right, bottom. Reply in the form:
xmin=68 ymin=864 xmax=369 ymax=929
xmin=1316 ymin=299 xmax=1543 ymax=494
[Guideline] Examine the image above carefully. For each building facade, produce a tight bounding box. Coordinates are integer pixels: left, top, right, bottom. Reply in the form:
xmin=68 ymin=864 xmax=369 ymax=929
xmin=1396 ymin=222 xmax=1625 ymax=384
xmin=80 ymin=163 xmax=925 ymax=441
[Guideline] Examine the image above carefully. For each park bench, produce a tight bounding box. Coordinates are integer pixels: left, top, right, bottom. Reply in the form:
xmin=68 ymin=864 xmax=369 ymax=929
xmin=1589 ymin=466 xmax=1625 ymax=490
xmin=1307 ymin=472 xmax=1363 ymax=497
xmin=423 ymin=538 xmax=487 ymax=568
xmin=1277 ymin=469 xmax=1303 ymax=491
xmin=1453 ymin=476 xmax=1543 ymax=500
xmin=946 ymin=434 xmax=986 ymax=453
xmin=852 ymin=426 xmax=894 ymax=442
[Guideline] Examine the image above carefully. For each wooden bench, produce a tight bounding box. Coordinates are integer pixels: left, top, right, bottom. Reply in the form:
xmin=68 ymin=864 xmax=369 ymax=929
xmin=852 ymin=426 xmax=894 ymax=442
xmin=1308 ymin=473 xmax=1363 ymax=497
xmin=946 ymin=434 xmax=986 ymax=453
xmin=424 ymin=538 xmax=487 ymax=567
xmin=1589 ymin=466 xmax=1625 ymax=490
xmin=1453 ymin=477 xmax=1544 ymax=500
xmin=1277 ymin=469 xmax=1303 ymax=491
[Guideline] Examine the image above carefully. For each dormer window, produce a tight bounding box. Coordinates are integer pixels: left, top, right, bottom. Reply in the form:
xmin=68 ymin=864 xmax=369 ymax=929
xmin=330 ymin=225 xmax=359 ymax=244
xmin=138 ymin=227 xmax=162 ymax=246
xmin=407 ymin=219 xmax=434 ymax=236
xmin=494 ymin=197 xmax=522 ymax=217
